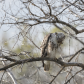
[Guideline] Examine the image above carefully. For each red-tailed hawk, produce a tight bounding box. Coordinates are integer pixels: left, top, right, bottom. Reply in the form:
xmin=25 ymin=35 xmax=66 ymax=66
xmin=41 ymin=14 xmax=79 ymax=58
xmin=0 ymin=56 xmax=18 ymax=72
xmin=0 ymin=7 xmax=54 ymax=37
xmin=40 ymin=32 xmax=65 ymax=71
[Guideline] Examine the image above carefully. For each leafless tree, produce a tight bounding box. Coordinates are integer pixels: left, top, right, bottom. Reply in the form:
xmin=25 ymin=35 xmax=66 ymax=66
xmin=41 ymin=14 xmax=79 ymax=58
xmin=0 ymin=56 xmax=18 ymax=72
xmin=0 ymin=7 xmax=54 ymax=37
xmin=0 ymin=0 xmax=84 ymax=84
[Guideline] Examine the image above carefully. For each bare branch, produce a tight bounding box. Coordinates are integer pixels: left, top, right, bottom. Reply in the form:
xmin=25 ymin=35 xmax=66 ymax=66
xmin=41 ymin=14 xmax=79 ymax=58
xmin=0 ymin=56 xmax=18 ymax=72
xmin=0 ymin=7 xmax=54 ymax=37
xmin=49 ymin=47 xmax=84 ymax=84
xmin=45 ymin=0 xmax=52 ymax=15
xmin=56 ymin=0 xmax=78 ymax=16
xmin=0 ymin=52 xmax=84 ymax=71
xmin=30 ymin=2 xmax=46 ymax=16
xmin=64 ymin=69 xmax=83 ymax=84
xmin=0 ymin=55 xmax=17 ymax=62
xmin=68 ymin=47 xmax=84 ymax=62
xmin=57 ymin=20 xmax=79 ymax=34
xmin=0 ymin=71 xmax=6 ymax=83
xmin=78 ymin=29 xmax=84 ymax=34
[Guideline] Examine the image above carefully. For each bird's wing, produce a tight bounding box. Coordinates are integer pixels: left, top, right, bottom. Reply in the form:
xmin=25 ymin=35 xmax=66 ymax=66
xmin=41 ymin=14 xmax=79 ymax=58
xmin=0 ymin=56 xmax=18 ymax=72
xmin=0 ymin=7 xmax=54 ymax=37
xmin=40 ymin=33 xmax=51 ymax=57
xmin=40 ymin=33 xmax=52 ymax=67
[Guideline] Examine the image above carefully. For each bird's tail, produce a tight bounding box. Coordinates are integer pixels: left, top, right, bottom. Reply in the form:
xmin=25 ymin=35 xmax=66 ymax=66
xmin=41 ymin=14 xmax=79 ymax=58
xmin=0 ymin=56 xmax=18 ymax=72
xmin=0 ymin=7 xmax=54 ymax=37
xmin=44 ymin=61 xmax=50 ymax=71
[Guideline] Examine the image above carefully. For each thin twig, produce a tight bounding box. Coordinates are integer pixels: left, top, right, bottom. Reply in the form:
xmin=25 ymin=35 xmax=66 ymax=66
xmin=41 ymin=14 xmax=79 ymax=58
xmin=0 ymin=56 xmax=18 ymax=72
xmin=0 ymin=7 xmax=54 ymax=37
xmin=45 ymin=0 xmax=52 ymax=15
xmin=49 ymin=47 xmax=84 ymax=84
xmin=64 ymin=69 xmax=83 ymax=84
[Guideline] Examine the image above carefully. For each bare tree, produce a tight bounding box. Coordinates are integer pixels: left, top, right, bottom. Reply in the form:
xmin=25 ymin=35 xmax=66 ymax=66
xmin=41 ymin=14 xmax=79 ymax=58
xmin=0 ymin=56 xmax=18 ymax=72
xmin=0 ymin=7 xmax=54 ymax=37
xmin=0 ymin=0 xmax=84 ymax=84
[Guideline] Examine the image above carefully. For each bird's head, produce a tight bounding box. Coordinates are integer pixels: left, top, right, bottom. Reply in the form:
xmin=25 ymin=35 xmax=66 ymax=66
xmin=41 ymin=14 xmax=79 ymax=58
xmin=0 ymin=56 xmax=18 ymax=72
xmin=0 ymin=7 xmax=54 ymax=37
xmin=55 ymin=32 xmax=65 ymax=44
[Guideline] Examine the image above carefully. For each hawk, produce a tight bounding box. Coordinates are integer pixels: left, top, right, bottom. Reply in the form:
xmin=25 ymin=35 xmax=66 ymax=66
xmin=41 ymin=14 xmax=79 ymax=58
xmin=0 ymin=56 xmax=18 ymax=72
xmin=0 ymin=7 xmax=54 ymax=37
xmin=40 ymin=32 xmax=65 ymax=71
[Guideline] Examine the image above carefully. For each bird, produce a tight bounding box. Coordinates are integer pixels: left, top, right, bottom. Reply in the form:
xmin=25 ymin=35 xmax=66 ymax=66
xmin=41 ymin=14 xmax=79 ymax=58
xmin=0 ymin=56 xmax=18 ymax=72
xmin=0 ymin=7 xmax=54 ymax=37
xmin=40 ymin=32 xmax=65 ymax=71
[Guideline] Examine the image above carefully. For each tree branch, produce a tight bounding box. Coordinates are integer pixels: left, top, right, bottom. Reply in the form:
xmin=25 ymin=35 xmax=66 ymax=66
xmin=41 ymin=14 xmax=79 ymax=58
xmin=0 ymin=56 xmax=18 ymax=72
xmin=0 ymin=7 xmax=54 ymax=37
xmin=0 ymin=56 xmax=84 ymax=71
xmin=64 ymin=69 xmax=83 ymax=84
xmin=45 ymin=0 xmax=52 ymax=15
xmin=57 ymin=20 xmax=79 ymax=34
xmin=49 ymin=47 xmax=84 ymax=84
